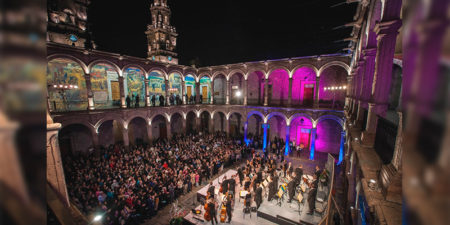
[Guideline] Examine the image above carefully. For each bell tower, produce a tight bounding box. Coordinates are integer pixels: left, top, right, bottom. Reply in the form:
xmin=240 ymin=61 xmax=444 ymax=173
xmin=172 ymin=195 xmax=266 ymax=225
xmin=146 ymin=0 xmax=178 ymax=64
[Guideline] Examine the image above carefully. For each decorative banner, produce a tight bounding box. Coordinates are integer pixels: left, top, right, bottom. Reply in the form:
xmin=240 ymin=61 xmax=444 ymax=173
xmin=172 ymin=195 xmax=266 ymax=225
xmin=110 ymin=81 xmax=120 ymax=100
xmin=90 ymin=63 xmax=119 ymax=108
xmin=169 ymin=72 xmax=182 ymax=95
xmin=149 ymin=71 xmax=165 ymax=95
xmin=125 ymin=67 xmax=145 ymax=98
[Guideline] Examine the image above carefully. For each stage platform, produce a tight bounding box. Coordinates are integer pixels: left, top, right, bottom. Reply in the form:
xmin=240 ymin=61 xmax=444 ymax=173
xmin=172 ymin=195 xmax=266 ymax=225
xmin=196 ymin=169 xmax=237 ymax=203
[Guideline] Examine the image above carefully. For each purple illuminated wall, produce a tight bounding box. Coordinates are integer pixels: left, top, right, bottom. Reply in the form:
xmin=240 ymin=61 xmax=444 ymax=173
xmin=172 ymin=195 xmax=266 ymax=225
xmin=289 ymin=116 xmax=313 ymax=146
xmin=268 ymin=69 xmax=289 ymax=105
xmin=292 ymin=67 xmax=317 ymax=105
xmin=319 ymin=66 xmax=347 ymax=106
xmin=315 ymin=119 xmax=342 ymax=155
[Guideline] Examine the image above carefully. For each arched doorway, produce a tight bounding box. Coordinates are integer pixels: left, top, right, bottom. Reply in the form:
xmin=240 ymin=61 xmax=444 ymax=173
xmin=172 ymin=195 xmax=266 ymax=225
xmin=170 ymin=113 xmax=184 ymax=135
xmin=128 ymin=117 xmax=148 ymax=145
xmin=90 ymin=63 xmax=121 ymax=109
xmin=292 ymin=67 xmax=317 ymax=107
xmin=124 ymin=67 xmax=145 ymax=107
xmin=148 ymin=71 xmax=166 ymax=106
xmin=213 ymin=74 xmax=227 ymax=104
xmin=213 ymin=111 xmax=226 ymax=132
xmin=246 ymin=71 xmax=265 ymax=105
xmin=289 ymin=116 xmax=313 ymax=157
xmin=268 ymin=69 xmax=289 ymax=106
xmin=47 ymin=58 xmax=88 ymax=111
xmin=229 ymin=73 xmax=244 ymax=105
xmin=168 ymin=72 xmax=182 ymax=105
xmin=186 ymin=111 xmax=197 ymax=134
xmin=246 ymin=113 xmax=264 ymax=148
xmin=98 ymin=120 xmax=124 ymax=147
xmin=267 ymin=114 xmax=287 ymax=151
xmin=228 ymin=112 xmax=243 ymax=138
xmin=316 ymin=119 xmax=343 ymax=160
xmin=199 ymin=76 xmax=212 ymax=104
xmin=58 ymin=124 xmax=93 ymax=157
xmin=200 ymin=111 xmax=211 ymax=133
xmin=319 ymin=66 xmax=347 ymax=109
xmin=185 ymin=74 xmax=196 ymax=104
xmin=151 ymin=115 xmax=168 ymax=140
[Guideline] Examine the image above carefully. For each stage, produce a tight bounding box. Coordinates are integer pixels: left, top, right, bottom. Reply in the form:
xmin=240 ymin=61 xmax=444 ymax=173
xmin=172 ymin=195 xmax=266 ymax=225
xmin=196 ymin=169 xmax=238 ymax=203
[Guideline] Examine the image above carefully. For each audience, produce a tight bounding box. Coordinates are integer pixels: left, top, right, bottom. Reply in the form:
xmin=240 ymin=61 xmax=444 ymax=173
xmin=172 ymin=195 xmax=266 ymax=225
xmin=63 ymin=132 xmax=250 ymax=225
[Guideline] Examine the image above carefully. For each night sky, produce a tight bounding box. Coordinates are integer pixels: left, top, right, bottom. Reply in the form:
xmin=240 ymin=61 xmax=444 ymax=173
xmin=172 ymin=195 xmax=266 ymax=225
xmin=89 ymin=0 xmax=357 ymax=66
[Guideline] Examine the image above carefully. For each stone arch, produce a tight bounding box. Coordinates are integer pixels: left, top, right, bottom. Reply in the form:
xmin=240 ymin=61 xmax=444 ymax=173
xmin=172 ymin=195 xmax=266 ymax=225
xmin=228 ymin=69 xmax=246 ymax=80
xmin=291 ymin=66 xmax=319 ymax=107
xmin=291 ymin=64 xmax=319 ymax=77
xmin=267 ymin=66 xmax=290 ymax=78
xmin=266 ymin=112 xmax=288 ymax=124
xmin=228 ymin=111 xmax=243 ymax=137
xmin=94 ymin=116 xmax=126 ymax=132
xmin=211 ymin=110 xmax=227 ymax=119
xmin=213 ymin=73 xmax=227 ymax=104
xmin=212 ymin=71 xmax=228 ymax=81
xmin=318 ymin=61 xmax=351 ymax=76
xmin=246 ymin=70 xmax=265 ymax=105
xmin=60 ymin=120 xmax=96 ymax=136
xmin=247 ymin=110 xmax=265 ymax=122
xmin=185 ymin=110 xmax=197 ymax=134
xmin=200 ymin=110 xmax=211 ymax=133
xmin=150 ymin=114 xmax=169 ymax=140
xmin=47 ymin=54 xmax=88 ymax=74
xmin=198 ymin=72 xmax=212 ymax=80
xmin=212 ymin=110 xmax=226 ymax=132
xmin=170 ymin=112 xmax=184 ymax=135
xmin=58 ymin=123 xmax=94 ymax=156
xmin=125 ymin=115 xmax=148 ymax=129
xmin=148 ymin=68 xmax=168 ymax=80
xmin=87 ymin=59 xmax=121 ymax=76
xmin=288 ymin=113 xmax=314 ymax=126
xmin=127 ymin=116 xmax=149 ymax=145
xmin=198 ymin=75 xmax=212 ymax=104
xmin=167 ymin=69 xmax=183 ymax=79
xmin=122 ymin=64 xmax=147 ymax=77
xmin=319 ymin=64 xmax=348 ymax=109
xmin=316 ymin=114 xmax=344 ymax=128
xmin=268 ymin=68 xmax=290 ymax=106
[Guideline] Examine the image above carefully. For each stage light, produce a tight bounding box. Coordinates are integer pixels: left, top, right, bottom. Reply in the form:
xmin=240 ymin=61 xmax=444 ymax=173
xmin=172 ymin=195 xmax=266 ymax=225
xmin=74 ymin=85 xmax=78 ymax=89
xmin=235 ymin=91 xmax=242 ymax=97
xmin=93 ymin=215 xmax=102 ymax=222
xmin=53 ymin=85 xmax=57 ymax=88
xmin=59 ymin=84 xmax=63 ymax=88
xmin=64 ymin=85 xmax=68 ymax=89
xmin=343 ymin=86 xmax=347 ymax=89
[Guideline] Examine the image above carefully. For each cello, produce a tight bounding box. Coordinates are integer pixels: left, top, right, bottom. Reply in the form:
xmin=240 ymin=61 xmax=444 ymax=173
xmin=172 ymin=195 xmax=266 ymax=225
xmin=219 ymin=192 xmax=228 ymax=223
xmin=204 ymin=193 xmax=211 ymax=221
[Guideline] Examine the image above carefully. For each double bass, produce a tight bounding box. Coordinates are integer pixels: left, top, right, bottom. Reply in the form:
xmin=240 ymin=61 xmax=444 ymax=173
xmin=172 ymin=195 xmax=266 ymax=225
xmin=204 ymin=193 xmax=211 ymax=221
xmin=219 ymin=192 xmax=228 ymax=223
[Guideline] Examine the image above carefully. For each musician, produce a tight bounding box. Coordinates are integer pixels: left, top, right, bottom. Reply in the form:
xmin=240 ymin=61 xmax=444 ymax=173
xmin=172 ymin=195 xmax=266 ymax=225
xmin=243 ymin=176 xmax=251 ymax=190
xmin=254 ymin=182 xmax=263 ymax=209
xmin=208 ymin=198 xmax=218 ymax=224
xmin=314 ymin=165 xmax=322 ymax=179
xmin=307 ymin=183 xmax=318 ymax=215
xmin=207 ymin=181 xmax=215 ymax=198
xmin=228 ymin=175 xmax=236 ymax=198
xmin=294 ymin=165 xmax=303 ymax=186
xmin=225 ymin=194 xmax=233 ymax=223
xmin=267 ymin=176 xmax=275 ymax=201
xmin=221 ymin=176 xmax=229 ymax=194
xmin=287 ymin=177 xmax=296 ymax=203
xmin=256 ymin=168 xmax=263 ymax=184
xmin=282 ymin=162 xmax=288 ymax=177
xmin=287 ymin=162 xmax=293 ymax=178
xmin=237 ymin=167 xmax=244 ymax=186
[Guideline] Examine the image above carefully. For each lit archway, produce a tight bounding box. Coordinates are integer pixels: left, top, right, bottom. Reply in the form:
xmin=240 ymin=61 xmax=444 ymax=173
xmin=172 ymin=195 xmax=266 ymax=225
xmin=97 ymin=119 xmax=125 ymax=147
xmin=128 ymin=117 xmax=148 ymax=145
xmin=124 ymin=67 xmax=145 ymax=107
xmin=199 ymin=76 xmax=212 ymax=104
xmin=213 ymin=74 xmax=227 ymax=104
xmin=148 ymin=70 xmax=166 ymax=106
xmin=90 ymin=62 xmax=121 ymax=109
xmin=151 ymin=115 xmax=168 ymax=140
xmin=246 ymin=71 xmax=265 ymax=105
xmin=229 ymin=72 xmax=244 ymax=105
xmin=319 ymin=66 xmax=347 ymax=109
xmin=170 ymin=113 xmax=184 ymax=135
xmin=268 ymin=69 xmax=289 ymax=106
xmin=58 ymin=124 xmax=93 ymax=156
xmin=291 ymin=67 xmax=317 ymax=107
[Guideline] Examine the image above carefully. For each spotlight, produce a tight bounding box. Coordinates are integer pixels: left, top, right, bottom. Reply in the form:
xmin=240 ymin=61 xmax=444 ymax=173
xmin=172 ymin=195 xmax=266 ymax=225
xmin=343 ymin=86 xmax=347 ymax=89
xmin=93 ymin=215 xmax=103 ymax=222
xmin=74 ymin=85 xmax=78 ymax=89
xmin=235 ymin=91 xmax=242 ymax=97
xmin=53 ymin=85 xmax=57 ymax=88
xmin=59 ymin=84 xmax=63 ymax=88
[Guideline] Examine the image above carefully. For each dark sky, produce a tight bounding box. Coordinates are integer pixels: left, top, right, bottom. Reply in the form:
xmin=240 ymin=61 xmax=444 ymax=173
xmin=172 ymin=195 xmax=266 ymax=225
xmin=89 ymin=0 xmax=356 ymax=66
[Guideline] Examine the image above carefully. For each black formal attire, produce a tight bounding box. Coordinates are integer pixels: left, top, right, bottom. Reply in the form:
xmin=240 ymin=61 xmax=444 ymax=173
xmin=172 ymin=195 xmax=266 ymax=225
xmin=208 ymin=202 xmax=218 ymax=225
xmin=207 ymin=185 xmax=215 ymax=198
xmin=126 ymin=96 xmax=131 ymax=108
xmin=268 ymin=181 xmax=275 ymax=201
xmin=307 ymin=187 xmax=318 ymax=214
xmin=221 ymin=180 xmax=229 ymax=194
xmin=294 ymin=168 xmax=303 ymax=185
xmin=135 ymin=95 xmax=140 ymax=107
xmin=255 ymin=186 xmax=263 ymax=209
xmin=287 ymin=180 xmax=296 ymax=202
xmin=225 ymin=199 xmax=232 ymax=223
xmin=237 ymin=168 xmax=244 ymax=186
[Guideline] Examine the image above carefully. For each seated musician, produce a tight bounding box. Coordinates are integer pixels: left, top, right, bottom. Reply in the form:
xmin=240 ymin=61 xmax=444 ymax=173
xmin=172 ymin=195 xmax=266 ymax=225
xmin=244 ymin=176 xmax=251 ymax=191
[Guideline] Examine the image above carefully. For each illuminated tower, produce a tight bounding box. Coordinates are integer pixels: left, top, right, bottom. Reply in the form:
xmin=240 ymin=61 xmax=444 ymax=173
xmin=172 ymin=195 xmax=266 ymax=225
xmin=146 ymin=0 xmax=178 ymax=64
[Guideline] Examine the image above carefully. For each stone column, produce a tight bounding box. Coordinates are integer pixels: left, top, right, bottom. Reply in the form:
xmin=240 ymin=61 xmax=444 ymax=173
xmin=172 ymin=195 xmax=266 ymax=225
xmin=314 ymin=76 xmax=320 ymax=108
xmin=288 ymin=78 xmax=293 ymax=107
xmin=119 ymin=76 xmax=126 ymax=108
xmin=262 ymin=122 xmax=268 ymax=151
xmin=243 ymin=78 xmax=248 ymax=106
xmin=147 ymin=123 xmax=153 ymax=143
xmin=166 ymin=123 xmax=172 ymax=140
xmin=361 ymin=20 xmax=401 ymax=146
xmin=92 ymin=132 xmax=100 ymax=149
xmin=338 ymin=131 xmax=345 ymax=165
xmin=392 ymin=111 xmax=403 ymax=170
xmin=264 ymin=77 xmax=269 ymax=106
xmin=165 ymin=79 xmax=170 ymax=106
xmin=352 ymin=61 xmax=365 ymax=122
xmin=225 ymin=116 xmax=230 ymax=136
xmin=210 ymin=79 xmax=214 ymax=104
xmin=244 ymin=121 xmax=248 ymax=145
xmin=196 ymin=115 xmax=201 ymax=132
xmin=226 ymin=80 xmax=230 ymax=105
xmin=345 ymin=75 xmax=354 ymax=116
xmin=47 ymin=115 xmax=70 ymax=206
xmin=123 ymin=128 xmax=129 ymax=147
xmin=181 ymin=80 xmax=186 ymax=105
xmin=356 ymin=48 xmax=376 ymax=128
xmin=182 ymin=118 xmax=187 ymax=135
xmin=284 ymin=125 xmax=290 ymax=155
xmin=145 ymin=78 xmax=150 ymax=107
xmin=196 ymin=81 xmax=200 ymax=104
xmin=309 ymin=126 xmax=317 ymax=160
xmin=209 ymin=116 xmax=214 ymax=133
xmin=85 ymin=74 xmax=95 ymax=110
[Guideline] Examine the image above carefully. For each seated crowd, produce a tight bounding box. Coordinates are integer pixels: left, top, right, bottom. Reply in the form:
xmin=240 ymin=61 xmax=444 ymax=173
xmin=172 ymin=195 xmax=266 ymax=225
xmin=63 ymin=132 xmax=251 ymax=225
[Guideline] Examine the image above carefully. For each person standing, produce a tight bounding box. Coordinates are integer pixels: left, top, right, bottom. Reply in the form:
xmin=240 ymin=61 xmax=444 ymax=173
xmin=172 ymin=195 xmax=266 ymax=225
xmin=135 ymin=94 xmax=140 ymax=108
xmin=126 ymin=95 xmax=131 ymax=108
xmin=208 ymin=198 xmax=218 ymax=225
xmin=225 ymin=194 xmax=232 ymax=223
xmin=255 ymin=183 xmax=263 ymax=209
xmin=307 ymin=183 xmax=318 ymax=215
xmin=287 ymin=178 xmax=296 ymax=203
